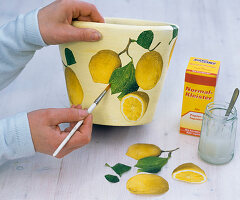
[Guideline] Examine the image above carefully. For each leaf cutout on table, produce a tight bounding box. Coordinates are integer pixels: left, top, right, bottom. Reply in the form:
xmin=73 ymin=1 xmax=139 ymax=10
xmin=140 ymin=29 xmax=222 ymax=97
xmin=169 ymin=25 xmax=178 ymax=45
xmin=135 ymin=156 xmax=170 ymax=173
xmin=137 ymin=167 xmax=162 ymax=173
xmin=136 ymin=30 xmax=154 ymax=49
xmin=65 ymin=48 xmax=76 ymax=66
xmin=109 ymin=61 xmax=139 ymax=99
xmin=105 ymin=174 xmax=120 ymax=183
xmin=105 ymin=163 xmax=131 ymax=177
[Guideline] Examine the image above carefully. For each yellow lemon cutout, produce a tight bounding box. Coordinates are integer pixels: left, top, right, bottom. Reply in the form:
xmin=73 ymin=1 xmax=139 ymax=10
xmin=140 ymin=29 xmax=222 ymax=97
xmin=65 ymin=67 xmax=84 ymax=105
xmin=135 ymin=51 xmax=163 ymax=90
xmin=127 ymin=174 xmax=169 ymax=195
xmin=126 ymin=143 xmax=161 ymax=160
xmin=172 ymin=163 xmax=207 ymax=183
xmin=89 ymin=50 xmax=121 ymax=84
xmin=120 ymin=91 xmax=149 ymax=122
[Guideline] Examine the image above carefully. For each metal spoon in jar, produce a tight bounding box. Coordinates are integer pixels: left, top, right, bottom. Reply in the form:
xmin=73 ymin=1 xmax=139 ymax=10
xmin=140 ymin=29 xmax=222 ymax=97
xmin=225 ymin=88 xmax=239 ymax=117
xmin=217 ymin=88 xmax=239 ymax=134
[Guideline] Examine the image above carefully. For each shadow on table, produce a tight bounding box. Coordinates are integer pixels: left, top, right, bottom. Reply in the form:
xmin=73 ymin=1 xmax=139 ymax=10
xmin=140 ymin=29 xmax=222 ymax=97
xmin=92 ymin=123 xmax=150 ymax=143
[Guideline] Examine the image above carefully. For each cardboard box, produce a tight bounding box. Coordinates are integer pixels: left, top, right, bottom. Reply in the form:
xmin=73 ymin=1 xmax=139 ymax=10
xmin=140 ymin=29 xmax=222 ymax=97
xmin=180 ymin=57 xmax=220 ymax=136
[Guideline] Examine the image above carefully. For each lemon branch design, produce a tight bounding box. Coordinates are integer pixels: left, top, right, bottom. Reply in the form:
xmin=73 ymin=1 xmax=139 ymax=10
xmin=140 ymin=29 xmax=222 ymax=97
xmin=149 ymin=41 xmax=161 ymax=51
xmin=62 ymin=60 xmax=67 ymax=67
xmin=118 ymin=30 xmax=162 ymax=59
xmin=118 ymin=38 xmax=135 ymax=59
xmin=107 ymin=30 xmax=164 ymax=121
xmin=88 ymin=29 xmax=168 ymax=122
xmin=110 ymin=30 xmax=163 ymax=99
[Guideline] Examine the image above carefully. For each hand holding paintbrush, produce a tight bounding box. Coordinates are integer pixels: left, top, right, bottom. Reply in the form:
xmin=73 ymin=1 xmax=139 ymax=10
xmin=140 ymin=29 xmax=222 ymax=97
xmin=53 ymin=84 xmax=111 ymax=157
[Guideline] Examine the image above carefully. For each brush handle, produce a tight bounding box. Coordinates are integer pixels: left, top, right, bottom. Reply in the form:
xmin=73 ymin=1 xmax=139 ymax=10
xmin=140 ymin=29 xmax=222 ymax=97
xmin=88 ymin=103 xmax=97 ymax=113
xmin=53 ymin=120 xmax=83 ymax=157
xmin=52 ymin=103 xmax=97 ymax=157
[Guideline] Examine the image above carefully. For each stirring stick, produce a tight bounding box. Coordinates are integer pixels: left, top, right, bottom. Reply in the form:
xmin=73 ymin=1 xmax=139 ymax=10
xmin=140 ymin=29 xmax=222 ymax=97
xmin=53 ymin=84 xmax=111 ymax=157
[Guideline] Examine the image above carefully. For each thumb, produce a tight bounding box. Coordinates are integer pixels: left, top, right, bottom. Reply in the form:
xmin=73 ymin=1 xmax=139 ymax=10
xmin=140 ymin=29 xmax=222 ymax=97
xmin=47 ymin=108 xmax=88 ymax=125
xmin=63 ymin=25 xmax=102 ymax=42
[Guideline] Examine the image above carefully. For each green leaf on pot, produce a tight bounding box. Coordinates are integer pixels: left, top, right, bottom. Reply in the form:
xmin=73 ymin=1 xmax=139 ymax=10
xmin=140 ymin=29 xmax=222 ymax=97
xmin=105 ymin=163 xmax=131 ymax=177
xmin=136 ymin=30 xmax=154 ymax=49
xmin=169 ymin=25 xmax=178 ymax=45
xmin=65 ymin=48 xmax=76 ymax=65
xmin=109 ymin=61 xmax=139 ymax=99
xmin=117 ymin=83 xmax=138 ymax=100
xmin=105 ymin=174 xmax=120 ymax=183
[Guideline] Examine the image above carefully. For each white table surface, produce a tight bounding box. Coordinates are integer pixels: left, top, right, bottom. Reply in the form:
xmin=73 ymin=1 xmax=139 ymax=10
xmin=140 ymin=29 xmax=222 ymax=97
xmin=0 ymin=0 xmax=240 ymax=199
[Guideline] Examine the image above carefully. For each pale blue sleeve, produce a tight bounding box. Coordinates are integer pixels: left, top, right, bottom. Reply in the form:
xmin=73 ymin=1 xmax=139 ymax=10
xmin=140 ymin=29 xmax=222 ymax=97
xmin=0 ymin=8 xmax=47 ymax=165
xmin=0 ymin=113 xmax=35 ymax=165
xmin=0 ymin=8 xmax=46 ymax=89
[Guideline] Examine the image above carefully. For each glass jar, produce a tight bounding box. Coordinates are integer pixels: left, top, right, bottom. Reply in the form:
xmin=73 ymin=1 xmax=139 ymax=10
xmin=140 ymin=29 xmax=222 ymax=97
xmin=198 ymin=102 xmax=238 ymax=164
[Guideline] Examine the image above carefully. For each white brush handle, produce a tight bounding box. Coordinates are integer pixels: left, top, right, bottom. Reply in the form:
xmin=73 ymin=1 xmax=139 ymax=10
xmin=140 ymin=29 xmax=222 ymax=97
xmin=53 ymin=103 xmax=96 ymax=157
xmin=87 ymin=103 xmax=97 ymax=113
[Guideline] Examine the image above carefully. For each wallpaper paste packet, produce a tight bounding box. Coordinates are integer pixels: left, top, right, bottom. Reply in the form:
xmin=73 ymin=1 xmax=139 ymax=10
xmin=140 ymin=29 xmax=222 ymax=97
xmin=180 ymin=57 xmax=220 ymax=136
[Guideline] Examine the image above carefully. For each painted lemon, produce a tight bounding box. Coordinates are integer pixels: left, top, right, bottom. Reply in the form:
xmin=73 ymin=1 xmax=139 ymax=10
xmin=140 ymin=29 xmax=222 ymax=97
xmin=89 ymin=50 xmax=121 ymax=84
xmin=120 ymin=91 xmax=149 ymax=122
xmin=127 ymin=174 xmax=169 ymax=195
xmin=135 ymin=51 xmax=163 ymax=90
xmin=65 ymin=67 xmax=84 ymax=105
xmin=172 ymin=163 xmax=207 ymax=183
xmin=126 ymin=143 xmax=161 ymax=160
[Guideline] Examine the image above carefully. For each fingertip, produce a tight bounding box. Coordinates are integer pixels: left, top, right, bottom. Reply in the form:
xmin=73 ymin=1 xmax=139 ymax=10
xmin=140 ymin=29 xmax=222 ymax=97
xmin=90 ymin=30 xmax=102 ymax=41
xmin=79 ymin=109 xmax=88 ymax=117
xmin=99 ymin=17 xmax=105 ymax=23
xmin=89 ymin=113 xmax=93 ymax=121
xmin=93 ymin=15 xmax=104 ymax=23
xmin=75 ymin=104 xmax=82 ymax=109
xmin=68 ymin=26 xmax=102 ymax=42
xmin=84 ymin=113 xmax=93 ymax=124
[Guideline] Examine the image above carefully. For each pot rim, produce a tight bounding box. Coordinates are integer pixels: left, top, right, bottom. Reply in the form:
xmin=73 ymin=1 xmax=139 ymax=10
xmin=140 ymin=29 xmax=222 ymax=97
xmin=72 ymin=17 xmax=178 ymax=31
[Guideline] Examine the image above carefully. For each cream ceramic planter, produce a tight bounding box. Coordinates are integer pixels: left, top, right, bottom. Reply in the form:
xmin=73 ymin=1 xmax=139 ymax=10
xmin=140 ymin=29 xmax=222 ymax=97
xmin=59 ymin=18 xmax=178 ymax=126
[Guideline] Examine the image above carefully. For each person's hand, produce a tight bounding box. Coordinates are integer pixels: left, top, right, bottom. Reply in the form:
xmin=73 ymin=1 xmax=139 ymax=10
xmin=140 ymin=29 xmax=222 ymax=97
xmin=38 ymin=0 xmax=104 ymax=44
xmin=28 ymin=105 xmax=93 ymax=158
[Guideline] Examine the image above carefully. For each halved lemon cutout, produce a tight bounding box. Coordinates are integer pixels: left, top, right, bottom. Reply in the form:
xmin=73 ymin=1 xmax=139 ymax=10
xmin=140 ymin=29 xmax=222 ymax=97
xmin=172 ymin=163 xmax=207 ymax=183
xmin=120 ymin=91 xmax=149 ymax=122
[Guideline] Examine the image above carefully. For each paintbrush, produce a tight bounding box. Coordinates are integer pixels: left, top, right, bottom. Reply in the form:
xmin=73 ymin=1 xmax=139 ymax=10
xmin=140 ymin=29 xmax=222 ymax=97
xmin=53 ymin=84 xmax=111 ymax=157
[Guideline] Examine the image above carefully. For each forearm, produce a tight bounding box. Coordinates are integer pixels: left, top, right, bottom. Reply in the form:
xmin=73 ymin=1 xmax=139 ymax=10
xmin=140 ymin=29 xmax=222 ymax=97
xmin=0 ymin=8 xmax=46 ymax=90
xmin=0 ymin=0 xmax=103 ymax=164
xmin=0 ymin=113 xmax=35 ymax=166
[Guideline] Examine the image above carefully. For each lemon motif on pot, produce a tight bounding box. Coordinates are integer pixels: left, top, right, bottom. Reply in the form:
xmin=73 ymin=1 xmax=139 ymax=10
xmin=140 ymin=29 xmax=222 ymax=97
xmin=120 ymin=91 xmax=149 ymax=122
xmin=135 ymin=51 xmax=163 ymax=90
xmin=65 ymin=67 xmax=84 ymax=105
xmin=89 ymin=50 xmax=121 ymax=84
